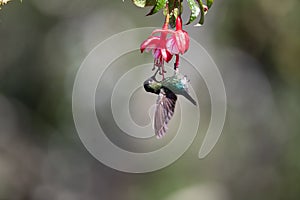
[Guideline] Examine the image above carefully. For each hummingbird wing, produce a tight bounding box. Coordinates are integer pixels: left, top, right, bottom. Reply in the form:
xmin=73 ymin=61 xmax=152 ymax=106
xmin=154 ymin=88 xmax=177 ymax=138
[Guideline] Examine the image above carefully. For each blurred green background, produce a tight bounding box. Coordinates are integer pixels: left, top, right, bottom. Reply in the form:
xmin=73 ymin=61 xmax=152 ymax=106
xmin=0 ymin=0 xmax=300 ymax=199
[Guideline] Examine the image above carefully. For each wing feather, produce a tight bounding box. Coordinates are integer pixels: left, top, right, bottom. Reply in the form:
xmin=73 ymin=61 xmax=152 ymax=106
xmin=154 ymin=88 xmax=177 ymax=138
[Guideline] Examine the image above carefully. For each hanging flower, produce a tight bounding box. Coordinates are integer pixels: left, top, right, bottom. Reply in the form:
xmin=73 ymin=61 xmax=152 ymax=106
xmin=140 ymin=20 xmax=176 ymax=77
xmin=166 ymin=16 xmax=190 ymax=55
xmin=140 ymin=32 xmax=173 ymax=68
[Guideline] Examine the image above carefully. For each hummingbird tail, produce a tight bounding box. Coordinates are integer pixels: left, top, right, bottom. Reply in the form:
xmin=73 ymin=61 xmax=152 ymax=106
xmin=185 ymin=93 xmax=197 ymax=106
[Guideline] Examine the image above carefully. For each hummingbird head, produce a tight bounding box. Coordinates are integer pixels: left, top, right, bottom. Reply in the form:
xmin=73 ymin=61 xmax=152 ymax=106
xmin=143 ymin=77 xmax=160 ymax=94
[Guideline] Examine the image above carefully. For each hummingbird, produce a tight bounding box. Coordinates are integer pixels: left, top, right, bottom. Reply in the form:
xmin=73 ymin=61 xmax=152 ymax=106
xmin=144 ymin=70 xmax=197 ymax=138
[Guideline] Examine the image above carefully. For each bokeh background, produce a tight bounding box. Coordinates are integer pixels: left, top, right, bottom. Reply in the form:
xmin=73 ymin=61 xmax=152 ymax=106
xmin=0 ymin=0 xmax=300 ymax=199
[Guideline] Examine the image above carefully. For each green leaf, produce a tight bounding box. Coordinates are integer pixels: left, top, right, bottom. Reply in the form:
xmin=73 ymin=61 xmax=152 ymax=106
xmin=147 ymin=0 xmax=167 ymax=16
xmin=168 ymin=0 xmax=175 ymax=11
xmin=195 ymin=0 xmax=205 ymax=26
xmin=186 ymin=0 xmax=200 ymax=25
xmin=168 ymin=0 xmax=182 ymax=15
xmin=131 ymin=0 xmax=156 ymax=8
xmin=146 ymin=0 xmax=157 ymax=6
xmin=206 ymin=0 xmax=213 ymax=9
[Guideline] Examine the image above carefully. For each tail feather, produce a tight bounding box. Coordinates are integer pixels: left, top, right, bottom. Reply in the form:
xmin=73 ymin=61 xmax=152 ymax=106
xmin=182 ymin=92 xmax=197 ymax=106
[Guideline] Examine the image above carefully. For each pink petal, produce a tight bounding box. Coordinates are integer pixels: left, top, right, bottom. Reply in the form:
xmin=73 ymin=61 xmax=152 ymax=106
xmin=151 ymin=29 xmax=175 ymax=36
xmin=183 ymin=31 xmax=190 ymax=51
xmin=166 ymin=37 xmax=180 ymax=55
xmin=140 ymin=36 xmax=160 ymax=53
xmin=161 ymin=49 xmax=173 ymax=62
xmin=165 ymin=50 xmax=173 ymax=62
xmin=174 ymin=30 xmax=190 ymax=54
xmin=152 ymin=48 xmax=161 ymax=60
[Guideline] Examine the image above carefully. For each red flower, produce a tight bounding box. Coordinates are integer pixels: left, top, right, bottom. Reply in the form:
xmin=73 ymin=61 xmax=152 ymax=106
xmin=166 ymin=16 xmax=190 ymax=55
xmin=140 ymin=23 xmax=176 ymax=77
xmin=140 ymin=34 xmax=173 ymax=67
xmin=140 ymin=16 xmax=190 ymax=72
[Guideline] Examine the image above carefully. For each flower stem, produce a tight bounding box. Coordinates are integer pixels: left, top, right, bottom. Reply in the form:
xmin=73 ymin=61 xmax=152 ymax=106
xmin=160 ymin=1 xmax=170 ymax=81
xmin=174 ymin=54 xmax=179 ymax=70
xmin=178 ymin=0 xmax=181 ymax=15
xmin=163 ymin=2 xmax=170 ymax=29
xmin=162 ymin=62 xmax=165 ymax=80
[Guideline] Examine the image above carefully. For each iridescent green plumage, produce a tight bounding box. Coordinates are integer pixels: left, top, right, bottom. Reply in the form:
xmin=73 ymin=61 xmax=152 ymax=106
xmin=144 ymin=74 xmax=196 ymax=105
xmin=143 ymin=73 xmax=196 ymax=138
